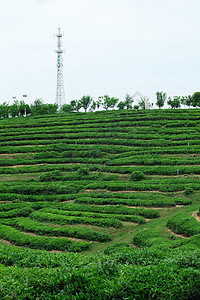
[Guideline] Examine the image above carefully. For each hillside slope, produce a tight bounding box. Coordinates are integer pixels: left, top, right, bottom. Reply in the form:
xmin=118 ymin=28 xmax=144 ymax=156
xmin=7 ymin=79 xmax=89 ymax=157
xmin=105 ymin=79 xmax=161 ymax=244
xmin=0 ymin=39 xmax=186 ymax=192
xmin=0 ymin=108 xmax=200 ymax=299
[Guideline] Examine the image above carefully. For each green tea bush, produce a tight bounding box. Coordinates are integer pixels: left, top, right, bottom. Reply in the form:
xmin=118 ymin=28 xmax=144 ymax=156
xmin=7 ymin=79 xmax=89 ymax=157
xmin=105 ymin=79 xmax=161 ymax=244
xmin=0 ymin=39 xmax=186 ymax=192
xmin=30 ymin=211 xmax=122 ymax=228
xmin=58 ymin=203 xmax=160 ymax=219
xmin=130 ymin=171 xmax=146 ymax=181
xmin=74 ymin=196 xmax=175 ymax=207
xmin=77 ymin=167 xmax=90 ymax=176
xmin=0 ymin=207 xmax=34 ymax=218
xmin=184 ymin=187 xmax=194 ymax=196
xmin=42 ymin=208 xmax=146 ymax=224
xmin=3 ymin=218 xmax=111 ymax=242
xmin=41 ymin=207 xmax=147 ymax=224
xmin=0 ymin=224 xmax=90 ymax=252
xmin=166 ymin=213 xmax=200 ymax=237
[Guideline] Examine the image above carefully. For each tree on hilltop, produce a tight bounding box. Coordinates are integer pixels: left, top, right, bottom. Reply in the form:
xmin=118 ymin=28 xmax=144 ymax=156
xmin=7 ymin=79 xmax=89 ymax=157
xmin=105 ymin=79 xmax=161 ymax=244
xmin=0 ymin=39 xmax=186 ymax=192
xmin=124 ymin=94 xmax=134 ymax=109
xmin=80 ymin=95 xmax=93 ymax=113
xmin=167 ymin=96 xmax=181 ymax=109
xmin=156 ymin=92 xmax=167 ymax=109
xmin=70 ymin=100 xmax=82 ymax=112
xmin=9 ymin=100 xmax=19 ymax=117
xmin=0 ymin=102 xmax=9 ymax=118
xmin=99 ymin=95 xmax=119 ymax=111
xmin=192 ymin=92 xmax=200 ymax=108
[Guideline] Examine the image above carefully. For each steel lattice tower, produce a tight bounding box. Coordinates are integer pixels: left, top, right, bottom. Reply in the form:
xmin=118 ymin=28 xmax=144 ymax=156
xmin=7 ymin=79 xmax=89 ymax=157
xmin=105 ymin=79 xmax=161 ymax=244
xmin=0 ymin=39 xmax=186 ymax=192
xmin=55 ymin=28 xmax=66 ymax=108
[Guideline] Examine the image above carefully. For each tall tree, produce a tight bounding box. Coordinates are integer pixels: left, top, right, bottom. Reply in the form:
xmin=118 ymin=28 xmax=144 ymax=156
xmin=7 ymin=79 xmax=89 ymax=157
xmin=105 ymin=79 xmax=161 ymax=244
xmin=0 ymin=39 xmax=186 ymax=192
xmin=167 ymin=96 xmax=181 ymax=109
xmin=9 ymin=100 xmax=19 ymax=117
xmin=124 ymin=94 xmax=134 ymax=109
xmin=80 ymin=95 xmax=93 ymax=113
xmin=186 ymin=95 xmax=193 ymax=108
xmin=31 ymin=98 xmax=44 ymax=115
xmin=19 ymin=100 xmax=31 ymax=116
xmin=156 ymin=92 xmax=167 ymax=109
xmin=117 ymin=101 xmax=126 ymax=110
xmin=0 ymin=102 xmax=9 ymax=118
xmin=62 ymin=104 xmax=73 ymax=113
xmin=192 ymin=92 xmax=200 ymax=107
xmin=70 ymin=100 xmax=82 ymax=112
xmin=90 ymin=100 xmax=97 ymax=112
xmin=46 ymin=103 xmax=58 ymax=114
xmin=99 ymin=95 xmax=119 ymax=111
xmin=138 ymin=97 xmax=149 ymax=109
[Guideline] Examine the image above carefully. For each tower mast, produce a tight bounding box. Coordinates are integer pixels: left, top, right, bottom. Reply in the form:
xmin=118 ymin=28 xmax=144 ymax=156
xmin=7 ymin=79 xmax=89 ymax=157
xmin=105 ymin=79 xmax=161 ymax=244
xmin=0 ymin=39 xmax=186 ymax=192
xmin=55 ymin=28 xmax=66 ymax=108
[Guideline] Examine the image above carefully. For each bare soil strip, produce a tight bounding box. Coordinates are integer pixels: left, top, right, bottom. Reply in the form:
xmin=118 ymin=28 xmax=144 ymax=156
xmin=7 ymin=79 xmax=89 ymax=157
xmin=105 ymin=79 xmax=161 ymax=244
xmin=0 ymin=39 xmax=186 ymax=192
xmin=129 ymin=243 xmax=140 ymax=249
xmin=165 ymin=227 xmax=189 ymax=239
xmin=21 ymin=231 xmax=91 ymax=242
xmin=192 ymin=211 xmax=200 ymax=222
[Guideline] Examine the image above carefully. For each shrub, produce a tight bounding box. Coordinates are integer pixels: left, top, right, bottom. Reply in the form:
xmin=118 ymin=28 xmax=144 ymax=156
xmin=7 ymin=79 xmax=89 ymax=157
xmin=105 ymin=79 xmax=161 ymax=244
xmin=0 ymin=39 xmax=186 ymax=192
xmin=77 ymin=167 xmax=89 ymax=176
xmin=130 ymin=171 xmax=146 ymax=181
xmin=38 ymin=171 xmax=62 ymax=182
xmin=166 ymin=213 xmax=200 ymax=237
xmin=184 ymin=187 xmax=194 ymax=196
xmin=0 ymin=224 xmax=90 ymax=252
xmin=30 ymin=211 xmax=123 ymax=228
xmin=3 ymin=218 xmax=111 ymax=242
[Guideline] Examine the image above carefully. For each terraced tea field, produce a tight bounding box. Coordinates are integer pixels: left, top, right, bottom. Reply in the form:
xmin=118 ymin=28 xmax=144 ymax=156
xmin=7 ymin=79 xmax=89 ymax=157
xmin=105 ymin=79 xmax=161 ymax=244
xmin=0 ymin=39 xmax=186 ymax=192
xmin=1 ymin=109 xmax=200 ymax=299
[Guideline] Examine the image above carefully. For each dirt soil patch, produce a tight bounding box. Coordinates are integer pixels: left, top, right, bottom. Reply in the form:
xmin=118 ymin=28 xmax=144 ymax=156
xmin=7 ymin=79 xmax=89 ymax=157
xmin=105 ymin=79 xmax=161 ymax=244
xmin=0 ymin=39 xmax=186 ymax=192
xmin=165 ymin=227 xmax=189 ymax=239
xmin=192 ymin=211 xmax=200 ymax=222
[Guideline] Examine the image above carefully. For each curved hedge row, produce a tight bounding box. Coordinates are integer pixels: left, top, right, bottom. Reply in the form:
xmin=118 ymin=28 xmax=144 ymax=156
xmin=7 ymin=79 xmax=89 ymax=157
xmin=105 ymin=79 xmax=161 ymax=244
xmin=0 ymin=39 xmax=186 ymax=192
xmin=2 ymin=218 xmax=111 ymax=242
xmin=41 ymin=208 xmax=146 ymax=224
xmin=30 ymin=211 xmax=123 ymax=228
xmin=74 ymin=196 xmax=176 ymax=207
xmin=57 ymin=203 xmax=160 ymax=219
xmin=0 ymin=224 xmax=90 ymax=252
xmin=166 ymin=213 xmax=200 ymax=237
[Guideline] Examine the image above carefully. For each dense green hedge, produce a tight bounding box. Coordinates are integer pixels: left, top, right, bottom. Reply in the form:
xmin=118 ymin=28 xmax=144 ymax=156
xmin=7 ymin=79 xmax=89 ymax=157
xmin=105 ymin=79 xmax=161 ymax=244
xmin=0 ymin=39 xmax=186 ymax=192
xmin=30 ymin=210 xmax=123 ymax=228
xmin=0 ymin=207 xmax=34 ymax=218
xmin=2 ymin=218 xmax=111 ymax=242
xmin=57 ymin=203 xmax=160 ymax=219
xmin=0 ymin=224 xmax=90 ymax=252
xmin=74 ymin=196 xmax=176 ymax=207
xmin=166 ymin=213 xmax=200 ymax=237
xmin=0 ymin=243 xmax=200 ymax=299
xmin=40 ymin=208 xmax=146 ymax=224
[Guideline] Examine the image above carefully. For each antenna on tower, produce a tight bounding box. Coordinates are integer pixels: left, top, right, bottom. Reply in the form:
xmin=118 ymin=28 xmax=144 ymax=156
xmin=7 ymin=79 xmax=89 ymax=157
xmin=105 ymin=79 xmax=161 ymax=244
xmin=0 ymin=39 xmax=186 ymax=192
xmin=55 ymin=27 xmax=66 ymax=108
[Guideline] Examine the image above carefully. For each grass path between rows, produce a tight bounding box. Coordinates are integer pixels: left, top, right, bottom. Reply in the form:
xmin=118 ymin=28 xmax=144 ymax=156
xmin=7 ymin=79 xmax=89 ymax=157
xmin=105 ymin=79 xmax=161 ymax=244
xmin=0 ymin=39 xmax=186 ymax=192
xmin=83 ymin=195 xmax=200 ymax=254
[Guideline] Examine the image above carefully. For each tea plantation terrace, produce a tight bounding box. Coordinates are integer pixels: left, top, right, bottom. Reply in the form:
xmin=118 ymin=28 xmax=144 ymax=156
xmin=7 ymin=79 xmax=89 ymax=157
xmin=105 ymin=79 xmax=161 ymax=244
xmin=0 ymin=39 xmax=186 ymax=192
xmin=0 ymin=108 xmax=200 ymax=299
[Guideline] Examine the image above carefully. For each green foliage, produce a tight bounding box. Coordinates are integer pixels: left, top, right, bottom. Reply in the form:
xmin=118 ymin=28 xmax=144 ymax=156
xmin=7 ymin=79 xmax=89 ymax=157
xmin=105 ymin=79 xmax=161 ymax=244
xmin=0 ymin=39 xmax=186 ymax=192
xmin=70 ymin=99 xmax=82 ymax=112
xmin=0 ymin=102 xmax=9 ymax=118
xmin=192 ymin=92 xmax=200 ymax=107
xmin=19 ymin=100 xmax=31 ymax=116
xmin=31 ymin=99 xmax=58 ymax=115
xmin=138 ymin=97 xmax=146 ymax=109
xmin=130 ymin=171 xmax=146 ymax=181
xmin=2 ymin=218 xmax=111 ymax=242
xmin=167 ymin=96 xmax=181 ymax=109
xmin=184 ymin=187 xmax=194 ymax=196
xmin=167 ymin=213 xmax=200 ymax=237
xmin=99 ymin=95 xmax=119 ymax=110
xmin=0 ymin=107 xmax=200 ymax=298
xmin=30 ymin=210 xmax=123 ymax=228
xmin=80 ymin=95 xmax=93 ymax=112
xmin=75 ymin=196 xmax=176 ymax=207
xmin=156 ymin=91 xmax=167 ymax=108
xmin=0 ymin=224 xmax=90 ymax=252
xmin=9 ymin=100 xmax=19 ymax=117
xmin=38 ymin=170 xmax=62 ymax=182
xmin=62 ymin=104 xmax=73 ymax=113
xmin=77 ymin=167 xmax=90 ymax=176
xmin=117 ymin=101 xmax=126 ymax=110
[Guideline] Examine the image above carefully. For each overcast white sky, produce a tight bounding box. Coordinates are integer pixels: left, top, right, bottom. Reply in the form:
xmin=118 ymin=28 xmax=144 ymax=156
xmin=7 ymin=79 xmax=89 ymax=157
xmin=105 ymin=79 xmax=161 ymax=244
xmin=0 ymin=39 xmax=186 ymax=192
xmin=0 ymin=0 xmax=200 ymax=105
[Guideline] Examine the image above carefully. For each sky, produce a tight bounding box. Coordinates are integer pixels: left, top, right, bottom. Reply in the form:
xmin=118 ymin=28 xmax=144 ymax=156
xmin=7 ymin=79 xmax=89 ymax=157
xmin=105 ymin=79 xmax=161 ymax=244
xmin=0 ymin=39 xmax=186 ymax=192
xmin=0 ymin=0 xmax=200 ymax=106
